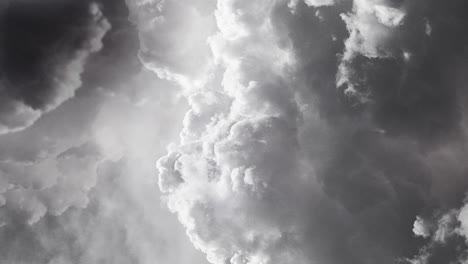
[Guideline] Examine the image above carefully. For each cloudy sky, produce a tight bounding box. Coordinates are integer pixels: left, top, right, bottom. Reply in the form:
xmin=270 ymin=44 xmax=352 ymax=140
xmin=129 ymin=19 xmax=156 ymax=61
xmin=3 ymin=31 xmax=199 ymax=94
xmin=1 ymin=0 xmax=468 ymax=263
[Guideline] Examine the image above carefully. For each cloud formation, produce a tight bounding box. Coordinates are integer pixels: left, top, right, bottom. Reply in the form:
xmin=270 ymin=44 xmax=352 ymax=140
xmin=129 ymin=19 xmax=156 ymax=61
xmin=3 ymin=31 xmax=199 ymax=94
xmin=0 ymin=1 xmax=207 ymax=264
xmin=125 ymin=0 xmax=468 ymax=263
xmin=0 ymin=1 xmax=110 ymax=134
xmin=3 ymin=0 xmax=468 ymax=264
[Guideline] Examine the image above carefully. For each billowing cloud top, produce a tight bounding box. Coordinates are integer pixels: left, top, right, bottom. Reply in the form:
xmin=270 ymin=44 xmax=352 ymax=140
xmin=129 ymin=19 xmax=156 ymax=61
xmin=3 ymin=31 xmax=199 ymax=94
xmin=2 ymin=0 xmax=468 ymax=264
xmin=135 ymin=0 xmax=468 ymax=264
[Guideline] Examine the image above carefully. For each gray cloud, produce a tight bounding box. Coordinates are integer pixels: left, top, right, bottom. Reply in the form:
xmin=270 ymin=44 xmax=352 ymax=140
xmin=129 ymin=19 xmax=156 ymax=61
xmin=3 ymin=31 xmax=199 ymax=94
xmin=127 ymin=0 xmax=468 ymax=264
xmin=0 ymin=1 xmax=207 ymax=263
xmin=0 ymin=1 xmax=110 ymax=134
xmin=2 ymin=0 xmax=468 ymax=264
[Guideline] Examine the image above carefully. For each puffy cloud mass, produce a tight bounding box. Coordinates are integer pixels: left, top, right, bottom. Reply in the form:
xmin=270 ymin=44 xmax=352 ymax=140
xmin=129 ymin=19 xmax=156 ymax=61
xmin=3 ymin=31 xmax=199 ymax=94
xmin=3 ymin=0 xmax=468 ymax=264
xmin=126 ymin=0 xmax=468 ymax=264
xmin=0 ymin=1 xmax=207 ymax=264
xmin=0 ymin=0 xmax=113 ymax=229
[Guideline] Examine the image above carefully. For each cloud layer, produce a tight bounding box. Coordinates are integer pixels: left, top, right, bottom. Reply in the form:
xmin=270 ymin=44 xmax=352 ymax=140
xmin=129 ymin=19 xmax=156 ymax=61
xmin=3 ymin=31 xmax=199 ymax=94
xmin=3 ymin=0 xmax=468 ymax=264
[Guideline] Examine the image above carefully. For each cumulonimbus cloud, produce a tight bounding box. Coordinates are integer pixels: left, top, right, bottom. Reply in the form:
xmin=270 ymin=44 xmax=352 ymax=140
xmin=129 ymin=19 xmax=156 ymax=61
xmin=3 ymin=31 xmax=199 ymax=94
xmin=125 ymin=0 xmax=468 ymax=264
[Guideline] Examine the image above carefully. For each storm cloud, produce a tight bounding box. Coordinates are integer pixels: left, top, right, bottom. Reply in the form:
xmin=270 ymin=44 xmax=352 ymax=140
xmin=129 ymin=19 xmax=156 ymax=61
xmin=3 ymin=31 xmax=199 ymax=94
xmin=143 ymin=0 xmax=468 ymax=264
xmin=2 ymin=0 xmax=468 ymax=264
xmin=0 ymin=0 xmax=110 ymax=134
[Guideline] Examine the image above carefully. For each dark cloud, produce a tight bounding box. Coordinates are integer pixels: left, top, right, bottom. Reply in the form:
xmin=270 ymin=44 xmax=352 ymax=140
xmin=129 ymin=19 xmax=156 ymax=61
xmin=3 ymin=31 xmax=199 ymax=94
xmin=0 ymin=0 xmax=110 ymax=134
xmin=291 ymin=1 xmax=468 ymax=263
xmin=337 ymin=0 xmax=468 ymax=143
xmin=2 ymin=0 xmax=468 ymax=264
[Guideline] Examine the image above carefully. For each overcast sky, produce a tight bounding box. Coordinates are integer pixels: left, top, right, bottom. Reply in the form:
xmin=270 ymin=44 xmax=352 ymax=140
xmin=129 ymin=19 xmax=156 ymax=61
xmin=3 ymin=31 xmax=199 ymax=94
xmin=1 ymin=0 xmax=468 ymax=264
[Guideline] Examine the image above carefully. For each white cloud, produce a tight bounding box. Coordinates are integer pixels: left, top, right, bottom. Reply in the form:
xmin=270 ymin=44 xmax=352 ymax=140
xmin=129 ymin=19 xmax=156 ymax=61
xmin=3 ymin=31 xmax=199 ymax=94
xmin=337 ymin=0 xmax=406 ymax=98
xmin=152 ymin=1 xmax=329 ymax=263
xmin=304 ymin=0 xmax=335 ymax=7
xmin=413 ymin=216 xmax=430 ymax=238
